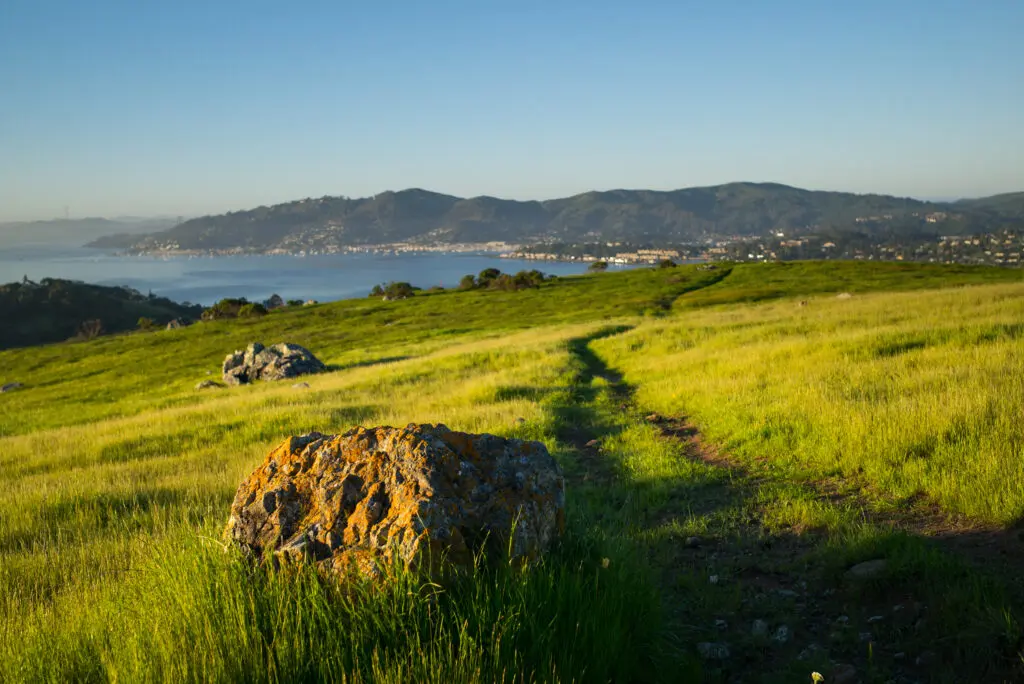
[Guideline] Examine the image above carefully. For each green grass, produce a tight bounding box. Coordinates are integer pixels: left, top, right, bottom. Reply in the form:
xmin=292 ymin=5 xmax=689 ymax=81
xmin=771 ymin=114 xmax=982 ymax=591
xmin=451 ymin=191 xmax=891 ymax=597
xmin=2 ymin=261 xmax=1024 ymax=682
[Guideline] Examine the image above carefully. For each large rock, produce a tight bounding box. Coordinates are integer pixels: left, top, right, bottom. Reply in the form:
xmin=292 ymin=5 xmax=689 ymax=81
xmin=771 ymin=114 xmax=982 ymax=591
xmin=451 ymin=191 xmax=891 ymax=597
xmin=224 ymin=423 xmax=565 ymax=577
xmin=222 ymin=342 xmax=325 ymax=385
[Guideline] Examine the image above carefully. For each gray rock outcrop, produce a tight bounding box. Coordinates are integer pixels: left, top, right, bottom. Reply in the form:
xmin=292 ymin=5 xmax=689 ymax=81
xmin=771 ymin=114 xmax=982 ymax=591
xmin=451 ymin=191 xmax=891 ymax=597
xmin=222 ymin=342 xmax=325 ymax=385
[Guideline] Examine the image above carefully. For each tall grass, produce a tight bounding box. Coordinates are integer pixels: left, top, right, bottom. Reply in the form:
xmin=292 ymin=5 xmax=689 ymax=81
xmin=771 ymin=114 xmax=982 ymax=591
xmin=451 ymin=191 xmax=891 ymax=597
xmin=600 ymin=282 xmax=1024 ymax=523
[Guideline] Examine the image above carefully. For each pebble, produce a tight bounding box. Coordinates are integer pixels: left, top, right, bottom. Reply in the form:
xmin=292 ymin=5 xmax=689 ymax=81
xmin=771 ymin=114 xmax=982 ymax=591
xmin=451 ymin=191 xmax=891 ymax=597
xmin=696 ymin=642 xmax=730 ymax=660
xmin=858 ymin=632 xmax=873 ymax=642
xmin=751 ymin=619 xmax=769 ymax=636
xmin=772 ymin=625 xmax=791 ymax=644
xmin=868 ymin=615 xmax=885 ymax=623
xmin=684 ymin=536 xmax=702 ymax=548
xmin=894 ymin=652 xmax=906 ymax=660
xmin=916 ymin=650 xmax=937 ymax=666
xmin=292 ymin=382 xmax=311 ymax=389
xmin=515 ymin=417 xmax=526 ymax=424
xmin=845 ymin=558 xmax=888 ymax=580
xmin=709 ymin=575 xmax=719 ymax=585
xmin=714 ymin=619 xmax=728 ymax=630
xmin=776 ymin=589 xmax=798 ymax=598
xmin=836 ymin=615 xmax=850 ymax=624
xmin=645 ymin=413 xmax=662 ymax=423
xmin=584 ymin=439 xmax=601 ymax=448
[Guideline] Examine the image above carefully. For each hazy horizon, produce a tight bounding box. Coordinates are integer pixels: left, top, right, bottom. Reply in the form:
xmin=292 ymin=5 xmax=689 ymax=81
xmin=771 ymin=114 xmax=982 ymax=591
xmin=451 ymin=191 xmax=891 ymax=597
xmin=2 ymin=1 xmax=1022 ymax=223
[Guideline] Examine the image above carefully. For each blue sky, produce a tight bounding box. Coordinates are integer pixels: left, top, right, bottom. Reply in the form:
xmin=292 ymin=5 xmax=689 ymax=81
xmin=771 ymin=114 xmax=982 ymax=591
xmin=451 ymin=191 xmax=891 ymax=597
xmin=1 ymin=0 xmax=1022 ymax=221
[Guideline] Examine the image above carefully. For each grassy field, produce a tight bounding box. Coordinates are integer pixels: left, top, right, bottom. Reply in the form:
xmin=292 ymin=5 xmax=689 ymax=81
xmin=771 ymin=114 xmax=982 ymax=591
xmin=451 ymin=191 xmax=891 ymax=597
xmin=2 ymin=261 xmax=1024 ymax=683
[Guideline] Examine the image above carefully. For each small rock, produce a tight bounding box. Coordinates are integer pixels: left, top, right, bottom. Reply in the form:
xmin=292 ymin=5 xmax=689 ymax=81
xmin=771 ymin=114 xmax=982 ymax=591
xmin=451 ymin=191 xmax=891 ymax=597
xmin=776 ymin=589 xmax=798 ymax=598
xmin=696 ymin=642 xmax=730 ymax=660
xmin=714 ymin=619 xmax=728 ymax=630
xmin=515 ymin=417 xmax=526 ymax=424
xmin=832 ymin=663 xmax=857 ymax=684
xmin=836 ymin=615 xmax=849 ymax=624
xmin=709 ymin=574 xmax=719 ymax=585
xmin=195 ymin=380 xmax=224 ymax=390
xmin=915 ymin=650 xmax=936 ymax=666
xmin=684 ymin=536 xmax=702 ymax=549
xmin=751 ymin=619 xmax=769 ymax=636
xmin=894 ymin=652 xmax=906 ymax=660
xmin=644 ymin=413 xmax=662 ymax=423
xmin=292 ymin=382 xmax=311 ymax=389
xmin=845 ymin=558 xmax=888 ymax=580
xmin=836 ymin=292 xmax=853 ymax=300
xmin=772 ymin=625 xmax=790 ymax=644
xmin=822 ymin=588 xmax=836 ymax=597
xmin=1 ymin=382 xmax=24 ymax=393
xmin=868 ymin=615 xmax=885 ymax=623
xmin=858 ymin=632 xmax=873 ymax=642
xmin=584 ymin=439 xmax=600 ymax=448
xmin=892 ymin=604 xmax=905 ymax=612
xmin=223 ymin=342 xmax=326 ymax=385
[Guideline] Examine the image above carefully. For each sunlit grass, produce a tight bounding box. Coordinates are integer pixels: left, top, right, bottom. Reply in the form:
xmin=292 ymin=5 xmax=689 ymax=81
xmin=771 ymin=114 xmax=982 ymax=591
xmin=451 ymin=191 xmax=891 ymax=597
xmin=3 ymin=262 xmax=1024 ymax=681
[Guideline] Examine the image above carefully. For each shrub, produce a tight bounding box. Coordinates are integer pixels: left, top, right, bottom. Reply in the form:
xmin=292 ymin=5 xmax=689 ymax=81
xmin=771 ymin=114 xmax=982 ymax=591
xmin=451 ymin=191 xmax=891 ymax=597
xmin=201 ymin=297 xmax=250 ymax=321
xmin=237 ymin=303 xmax=268 ymax=318
xmin=477 ymin=268 xmax=501 ymax=287
xmin=136 ymin=317 xmax=155 ymax=331
xmin=588 ymin=261 xmax=609 ymax=272
xmin=287 ymin=299 xmax=304 ymax=307
xmin=383 ymin=282 xmax=416 ymax=300
xmin=657 ymin=259 xmax=677 ymax=269
xmin=369 ymin=284 xmax=385 ymax=298
xmin=459 ymin=274 xmax=477 ymax=290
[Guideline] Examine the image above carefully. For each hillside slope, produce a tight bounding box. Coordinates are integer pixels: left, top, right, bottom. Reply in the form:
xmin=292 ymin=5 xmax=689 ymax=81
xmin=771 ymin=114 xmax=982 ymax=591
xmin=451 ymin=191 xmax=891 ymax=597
xmin=3 ymin=262 xmax=1024 ymax=682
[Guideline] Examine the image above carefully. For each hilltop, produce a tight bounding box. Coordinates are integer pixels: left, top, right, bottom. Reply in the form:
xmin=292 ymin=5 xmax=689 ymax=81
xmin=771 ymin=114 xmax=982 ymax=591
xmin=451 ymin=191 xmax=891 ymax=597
xmin=92 ymin=183 xmax=1024 ymax=254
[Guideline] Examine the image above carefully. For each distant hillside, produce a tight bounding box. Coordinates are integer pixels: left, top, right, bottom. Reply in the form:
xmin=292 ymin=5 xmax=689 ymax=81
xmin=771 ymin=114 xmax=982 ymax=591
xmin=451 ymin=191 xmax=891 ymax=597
xmin=954 ymin=192 xmax=1024 ymax=220
xmin=0 ymin=279 xmax=203 ymax=350
xmin=0 ymin=217 xmax=177 ymax=249
xmin=95 ymin=183 xmax=1024 ymax=253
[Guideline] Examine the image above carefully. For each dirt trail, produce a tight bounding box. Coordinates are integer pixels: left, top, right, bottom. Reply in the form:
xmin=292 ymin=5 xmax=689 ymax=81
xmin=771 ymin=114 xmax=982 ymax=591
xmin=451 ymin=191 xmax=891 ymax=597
xmin=555 ymin=329 xmax=1024 ymax=682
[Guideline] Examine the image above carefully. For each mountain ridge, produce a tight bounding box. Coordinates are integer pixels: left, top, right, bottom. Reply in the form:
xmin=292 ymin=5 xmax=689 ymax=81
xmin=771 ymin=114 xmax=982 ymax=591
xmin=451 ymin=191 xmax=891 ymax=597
xmin=91 ymin=182 xmax=1024 ymax=252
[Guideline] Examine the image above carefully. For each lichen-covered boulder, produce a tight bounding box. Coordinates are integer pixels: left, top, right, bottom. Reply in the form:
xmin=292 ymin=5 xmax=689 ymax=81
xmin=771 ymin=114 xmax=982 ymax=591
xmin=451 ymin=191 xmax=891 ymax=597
xmin=222 ymin=342 xmax=325 ymax=385
xmin=224 ymin=423 xmax=565 ymax=576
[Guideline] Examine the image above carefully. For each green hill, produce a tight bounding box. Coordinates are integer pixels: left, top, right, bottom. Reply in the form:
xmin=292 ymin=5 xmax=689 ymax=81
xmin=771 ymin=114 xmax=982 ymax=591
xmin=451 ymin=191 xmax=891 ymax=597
xmin=98 ymin=182 xmax=1024 ymax=253
xmin=3 ymin=262 xmax=1024 ymax=682
xmin=0 ymin=278 xmax=203 ymax=350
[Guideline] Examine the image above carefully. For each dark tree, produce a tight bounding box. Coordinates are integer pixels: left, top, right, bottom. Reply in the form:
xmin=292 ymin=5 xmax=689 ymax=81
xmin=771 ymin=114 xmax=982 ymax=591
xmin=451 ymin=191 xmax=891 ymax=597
xmin=383 ymin=281 xmax=415 ymax=300
xmin=588 ymin=261 xmax=609 ymax=272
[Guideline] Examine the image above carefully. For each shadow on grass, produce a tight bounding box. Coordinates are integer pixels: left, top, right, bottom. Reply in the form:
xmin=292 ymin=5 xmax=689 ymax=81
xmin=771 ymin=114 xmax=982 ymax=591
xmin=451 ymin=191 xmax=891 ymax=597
xmin=544 ymin=327 xmax=1024 ymax=683
xmin=323 ymin=355 xmax=412 ymax=373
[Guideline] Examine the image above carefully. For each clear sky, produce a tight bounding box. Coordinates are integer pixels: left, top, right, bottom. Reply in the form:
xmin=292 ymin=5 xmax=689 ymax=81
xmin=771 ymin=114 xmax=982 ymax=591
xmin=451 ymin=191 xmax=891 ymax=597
xmin=1 ymin=0 xmax=1022 ymax=221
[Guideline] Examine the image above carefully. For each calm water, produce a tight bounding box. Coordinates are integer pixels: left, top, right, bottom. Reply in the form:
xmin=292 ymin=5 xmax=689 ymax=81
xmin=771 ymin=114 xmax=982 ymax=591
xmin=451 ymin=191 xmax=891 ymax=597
xmin=0 ymin=245 xmax=610 ymax=306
